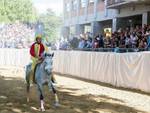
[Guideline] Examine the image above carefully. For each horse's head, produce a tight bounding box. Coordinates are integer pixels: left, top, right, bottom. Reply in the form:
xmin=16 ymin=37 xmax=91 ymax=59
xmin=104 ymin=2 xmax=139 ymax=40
xmin=43 ymin=53 xmax=54 ymax=74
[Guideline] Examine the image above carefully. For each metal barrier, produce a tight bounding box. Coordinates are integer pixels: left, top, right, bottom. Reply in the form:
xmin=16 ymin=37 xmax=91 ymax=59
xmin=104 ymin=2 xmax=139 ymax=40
xmin=56 ymin=48 xmax=147 ymax=53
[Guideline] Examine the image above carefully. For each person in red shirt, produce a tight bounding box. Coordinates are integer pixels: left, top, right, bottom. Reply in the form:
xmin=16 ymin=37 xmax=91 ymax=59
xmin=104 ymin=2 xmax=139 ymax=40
xmin=30 ymin=35 xmax=56 ymax=83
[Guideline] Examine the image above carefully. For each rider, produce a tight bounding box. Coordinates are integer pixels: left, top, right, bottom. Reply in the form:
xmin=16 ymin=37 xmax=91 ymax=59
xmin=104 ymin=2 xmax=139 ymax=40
xmin=30 ymin=34 xmax=56 ymax=83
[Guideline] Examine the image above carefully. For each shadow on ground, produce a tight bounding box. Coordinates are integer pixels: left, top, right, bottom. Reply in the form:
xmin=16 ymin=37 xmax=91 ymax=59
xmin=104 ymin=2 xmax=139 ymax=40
xmin=55 ymin=73 xmax=150 ymax=96
xmin=0 ymin=76 xmax=146 ymax=113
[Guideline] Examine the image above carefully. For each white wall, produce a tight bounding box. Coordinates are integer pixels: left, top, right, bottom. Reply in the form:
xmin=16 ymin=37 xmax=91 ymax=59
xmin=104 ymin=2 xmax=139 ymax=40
xmin=0 ymin=49 xmax=30 ymax=67
xmin=0 ymin=49 xmax=150 ymax=93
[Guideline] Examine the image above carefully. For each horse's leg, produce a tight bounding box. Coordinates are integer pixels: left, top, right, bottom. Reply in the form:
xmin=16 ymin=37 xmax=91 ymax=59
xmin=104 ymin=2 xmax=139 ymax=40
xmin=26 ymin=83 xmax=30 ymax=102
xmin=26 ymin=71 xmax=30 ymax=102
xmin=48 ymin=82 xmax=59 ymax=107
xmin=37 ymin=84 xmax=45 ymax=111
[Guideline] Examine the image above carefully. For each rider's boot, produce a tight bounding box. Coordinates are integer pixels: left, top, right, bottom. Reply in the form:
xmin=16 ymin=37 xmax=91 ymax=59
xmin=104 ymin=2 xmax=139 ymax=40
xmin=30 ymin=70 xmax=36 ymax=84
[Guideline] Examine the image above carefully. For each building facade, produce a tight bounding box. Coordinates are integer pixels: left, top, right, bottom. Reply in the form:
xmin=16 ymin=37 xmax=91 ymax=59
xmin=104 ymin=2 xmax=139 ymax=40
xmin=62 ymin=0 xmax=150 ymax=38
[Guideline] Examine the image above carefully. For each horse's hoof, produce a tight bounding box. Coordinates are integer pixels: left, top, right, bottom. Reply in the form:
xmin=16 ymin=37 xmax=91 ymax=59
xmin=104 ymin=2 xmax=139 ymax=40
xmin=27 ymin=98 xmax=30 ymax=103
xmin=54 ymin=102 xmax=60 ymax=107
xmin=40 ymin=108 xmax=46 ymax=112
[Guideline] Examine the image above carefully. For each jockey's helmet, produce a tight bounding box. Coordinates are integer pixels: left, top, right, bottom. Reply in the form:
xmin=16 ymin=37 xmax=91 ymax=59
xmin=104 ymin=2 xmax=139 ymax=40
xmin=35 ymin=34 xmax=42 ymax=40
xmin=35 ymin=35 xmax=42 ymax=44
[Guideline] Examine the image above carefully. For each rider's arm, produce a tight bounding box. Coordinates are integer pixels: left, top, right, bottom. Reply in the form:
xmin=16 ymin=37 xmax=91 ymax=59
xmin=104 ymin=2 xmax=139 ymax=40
xmin=30 ymin=43 xmax=40 ymax=59
xmin=30 ymin=43 xmax=36 ymax=57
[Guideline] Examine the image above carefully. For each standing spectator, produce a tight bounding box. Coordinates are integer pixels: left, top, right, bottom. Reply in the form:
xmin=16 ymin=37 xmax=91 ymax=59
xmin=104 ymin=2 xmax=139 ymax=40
xmin=93 ymin=36 xmax=99 ymax=48
xmin=119 ymin=34 xmax=125 ymax=48
xmin=69 ymin=37 xmax=79 ymax=49
xmin=103 ymin=36 xmax=111 ymax=48
xmin=138 ymin=40 xmax=146 ymax=49
xmin=78 ymin=38 xmax=86 ymax=49
xmin=125 ymin=35 xmax=131 ymax=48
xmin=145 ymin=30 xmax=150 ymax=51
xmin=130 ymin=33 xmax=138 ymax=48
xmin=98 ymin=34 xmax=104 ymax=48
xmin=86 ymin=38 xmax=92 ymax=48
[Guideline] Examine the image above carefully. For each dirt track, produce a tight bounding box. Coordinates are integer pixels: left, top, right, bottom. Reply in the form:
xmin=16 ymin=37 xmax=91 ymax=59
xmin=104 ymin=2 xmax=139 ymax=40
xmin=0 ymin=68 xmax=150 ymax=113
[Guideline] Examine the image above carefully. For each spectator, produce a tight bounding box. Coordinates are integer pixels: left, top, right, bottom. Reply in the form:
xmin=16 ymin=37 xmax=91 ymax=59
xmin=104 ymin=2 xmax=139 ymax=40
xmin=69 ymin=37 xmax=79 ymax=49
xmin=93 ymin=36 xmax=99 ymax=48
xmin=51 ymin=24 xmax=150 ymax=52
xmin=130 ymin=33 xmax=138 ymax=48
xmin=86 ymin=38 xmax=92 ymax=48
xmin=78 ymin=38 xmax=86 ymax=49
xmin=119 ymin=34 xmax=125 ymax=48
xmin=98 ymin=34 xmax=104 ymax=48
xmin=125 ymin=35 xmax=131 ymax=48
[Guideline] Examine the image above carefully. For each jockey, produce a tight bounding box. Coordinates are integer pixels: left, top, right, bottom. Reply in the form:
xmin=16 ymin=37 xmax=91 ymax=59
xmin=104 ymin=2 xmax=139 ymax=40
xmin=30 ymin=34 xmax=56 ymax=83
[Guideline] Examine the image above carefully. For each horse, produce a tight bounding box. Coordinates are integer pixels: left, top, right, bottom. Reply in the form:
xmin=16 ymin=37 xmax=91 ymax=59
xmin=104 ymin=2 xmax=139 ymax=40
xmin=25 ymin=53 xmax=59 ymax=111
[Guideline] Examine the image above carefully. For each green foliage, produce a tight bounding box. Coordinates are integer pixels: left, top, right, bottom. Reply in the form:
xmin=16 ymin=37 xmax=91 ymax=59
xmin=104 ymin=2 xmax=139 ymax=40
xmin=0 ymin=0 xmax=37 ymax=23
xmin=39 ymin=9 xmax=62 ymax=42
xmin=0 ymin=0 xmax=62 ymax=41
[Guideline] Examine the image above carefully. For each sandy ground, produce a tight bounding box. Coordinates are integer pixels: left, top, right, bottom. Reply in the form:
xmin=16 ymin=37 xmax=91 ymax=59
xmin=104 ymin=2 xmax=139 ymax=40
xmin=0 ymin=68 xmax=150 ymax=113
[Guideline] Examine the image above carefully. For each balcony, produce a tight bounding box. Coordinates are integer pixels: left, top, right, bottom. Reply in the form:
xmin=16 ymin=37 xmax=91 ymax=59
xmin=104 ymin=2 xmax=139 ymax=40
xmin=107 ymin=0 xmax=150 ymax=9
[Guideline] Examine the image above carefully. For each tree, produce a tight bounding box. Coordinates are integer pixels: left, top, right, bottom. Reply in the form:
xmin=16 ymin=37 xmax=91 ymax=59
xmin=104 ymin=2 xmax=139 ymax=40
xmin=39 ymin=9 xmax=62 ymax=42
xmin=0 ymin=0 xmax=37 ymax=23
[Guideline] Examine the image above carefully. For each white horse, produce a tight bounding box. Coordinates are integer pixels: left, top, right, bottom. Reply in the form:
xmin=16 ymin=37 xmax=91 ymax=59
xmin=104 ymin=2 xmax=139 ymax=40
xmin=25 ymin=53 xmax=59 ymax=111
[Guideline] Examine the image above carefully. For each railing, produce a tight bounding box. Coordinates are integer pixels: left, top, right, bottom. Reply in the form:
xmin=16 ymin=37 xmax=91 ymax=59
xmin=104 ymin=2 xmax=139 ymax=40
xmin=106 ymin=0 xmax=148 ymax=7
xmin=107 ymin=0 xmax=125 ymax=6
xmin=55 ymin=48 xmax=148 ymax=53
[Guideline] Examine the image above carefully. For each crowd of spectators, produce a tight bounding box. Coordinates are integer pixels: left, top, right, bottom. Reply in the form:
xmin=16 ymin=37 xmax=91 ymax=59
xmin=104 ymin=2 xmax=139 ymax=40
xmin=1 ymin=22 xmax=150 ymax=52
xmin=91 ymin=25 xmax=150 ymax=50
xmin=58 ymin=24 xmax=150 ymax=52
xmin=0 ymin=22 xmax=35 ymax=48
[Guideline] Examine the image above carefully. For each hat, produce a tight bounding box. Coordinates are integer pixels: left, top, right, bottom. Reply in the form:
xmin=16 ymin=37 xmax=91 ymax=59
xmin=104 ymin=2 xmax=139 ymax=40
xmin=35 ymin=34 xmax=42 ymax=40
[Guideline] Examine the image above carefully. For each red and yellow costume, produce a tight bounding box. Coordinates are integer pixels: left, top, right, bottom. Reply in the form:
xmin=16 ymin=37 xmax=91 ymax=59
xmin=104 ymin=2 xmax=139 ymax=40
xmin=29 ymin=35 xmax=48 ymax=82
xmin=29 ymin=35 xmax=56 ymax=83
xmin=30 ymin=42 xmax=45 ymax=58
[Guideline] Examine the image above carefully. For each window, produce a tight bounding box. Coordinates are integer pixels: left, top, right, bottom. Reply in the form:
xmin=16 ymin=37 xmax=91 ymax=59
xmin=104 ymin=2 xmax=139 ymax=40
xmin=84 ymin=25 xmax=91 ymax=33
xmin=89 ymin=0 xmax=94 ymax=3
xmin=81 ymin=0 xmax=86 ymax=8
xmin=73 ymin=0 xmax=77 ymax=10
xmin=89 ymin=0 xmax=94 ymax=5
xmin=66 ymin=3 xmax=70 ymax=12
xmin=70 ymin=26 xmax=75 ymax=35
